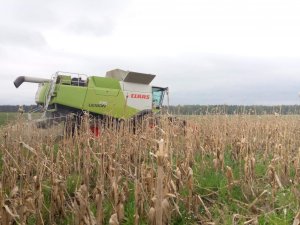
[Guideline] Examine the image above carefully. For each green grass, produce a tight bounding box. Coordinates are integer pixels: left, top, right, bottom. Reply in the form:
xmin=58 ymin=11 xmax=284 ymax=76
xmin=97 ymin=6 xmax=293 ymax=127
xmin=190 ymin=149 xmax=297 ymax=224
xmin=258 ymin=210 xmax=294 ymax=225
xmin=0 ymin=112 xmax=42 ymax=126
xmin=0 ymin=112 xmax=18 ymax=126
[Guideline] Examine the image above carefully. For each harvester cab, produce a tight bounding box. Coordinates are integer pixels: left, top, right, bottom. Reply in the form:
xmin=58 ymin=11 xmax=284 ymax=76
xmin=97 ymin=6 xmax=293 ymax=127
xmin=14 ymin=69 xmax=168 ymax=123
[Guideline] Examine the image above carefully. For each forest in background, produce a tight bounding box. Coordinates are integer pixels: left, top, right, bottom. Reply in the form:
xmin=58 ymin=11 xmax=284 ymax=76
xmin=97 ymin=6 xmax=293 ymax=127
xmin=2 ymin=104 xmax=300 ymax=115
xmin=165 ymin=105 xmax=300 ymax=115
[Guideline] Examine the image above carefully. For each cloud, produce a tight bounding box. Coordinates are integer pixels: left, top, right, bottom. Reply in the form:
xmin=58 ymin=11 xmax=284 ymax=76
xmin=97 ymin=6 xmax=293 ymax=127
xmin=66 ymin=18 xmax=114 ymax=36
xmin=0 ymin=26 xmax=47 ymax=48
xmin=1 ymin=0 xmax=300 ymax=106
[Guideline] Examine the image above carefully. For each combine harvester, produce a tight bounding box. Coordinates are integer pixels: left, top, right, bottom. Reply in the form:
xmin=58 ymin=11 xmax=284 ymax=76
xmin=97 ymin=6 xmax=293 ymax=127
xmin=14 ymin=69 xmax=168 ymax=134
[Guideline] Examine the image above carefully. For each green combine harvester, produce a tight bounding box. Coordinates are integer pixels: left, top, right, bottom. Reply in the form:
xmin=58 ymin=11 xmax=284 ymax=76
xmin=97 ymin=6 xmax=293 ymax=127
xmin=14 ymin=69 xmax=168 ymax=132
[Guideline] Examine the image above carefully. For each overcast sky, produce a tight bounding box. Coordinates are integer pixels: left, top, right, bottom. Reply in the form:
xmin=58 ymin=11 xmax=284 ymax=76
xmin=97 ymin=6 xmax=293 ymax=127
xmin=1 ymin=0 xmax=300 ymax=105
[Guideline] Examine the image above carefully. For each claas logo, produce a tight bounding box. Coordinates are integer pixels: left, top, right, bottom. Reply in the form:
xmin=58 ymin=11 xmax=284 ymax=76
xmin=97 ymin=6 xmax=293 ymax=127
xmin=129 ymin=94 xmax=150 ymax=99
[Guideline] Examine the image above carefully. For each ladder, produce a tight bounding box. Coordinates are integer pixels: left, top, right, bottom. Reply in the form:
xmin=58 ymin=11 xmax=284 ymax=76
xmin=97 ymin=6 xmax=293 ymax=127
xmin=42 ymin=74 xmax=58 ymax=118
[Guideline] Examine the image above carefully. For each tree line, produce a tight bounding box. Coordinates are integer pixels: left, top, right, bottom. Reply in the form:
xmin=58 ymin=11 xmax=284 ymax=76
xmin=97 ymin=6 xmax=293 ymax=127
xmin=0 ymin=105 xmax=37 ymax=113
xmin=164 ymin=105 xmax=300 ymax=115
xmin=2 ymin=104 xmax=300 ymax=115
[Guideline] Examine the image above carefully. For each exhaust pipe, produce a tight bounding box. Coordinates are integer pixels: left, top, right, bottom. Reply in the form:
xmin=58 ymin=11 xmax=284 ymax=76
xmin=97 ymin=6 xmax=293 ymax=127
xmin=14 ymin=76 xmax=50 ymax=88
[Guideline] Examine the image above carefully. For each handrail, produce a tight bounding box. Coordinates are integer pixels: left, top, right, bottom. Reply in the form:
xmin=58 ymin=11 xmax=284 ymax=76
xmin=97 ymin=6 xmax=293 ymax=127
xmin=42 ymin=74 xmax=58 ymax=118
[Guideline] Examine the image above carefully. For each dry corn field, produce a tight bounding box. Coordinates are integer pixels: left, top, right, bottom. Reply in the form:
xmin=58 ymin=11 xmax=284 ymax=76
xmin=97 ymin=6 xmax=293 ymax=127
xmin=1 ymin=114 xmax=300 ymax=225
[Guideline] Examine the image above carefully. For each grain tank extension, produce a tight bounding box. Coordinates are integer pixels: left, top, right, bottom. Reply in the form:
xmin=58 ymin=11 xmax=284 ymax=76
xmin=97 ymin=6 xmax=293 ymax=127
xmin=14 ymin=69 xmax=168 ymax=121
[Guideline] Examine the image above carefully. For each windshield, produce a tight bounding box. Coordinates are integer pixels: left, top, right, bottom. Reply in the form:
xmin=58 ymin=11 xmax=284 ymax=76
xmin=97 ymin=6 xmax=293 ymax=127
xmin=152 ymin=87 xmax=167 ymax=109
